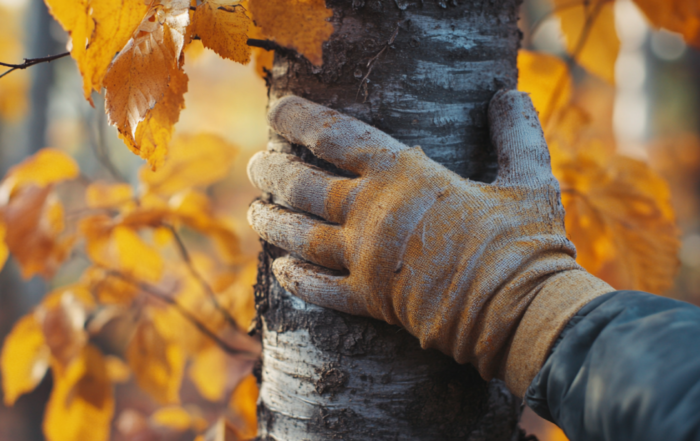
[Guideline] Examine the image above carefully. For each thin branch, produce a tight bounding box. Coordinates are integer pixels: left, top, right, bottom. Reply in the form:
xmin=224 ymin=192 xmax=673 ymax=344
xmin=0 ymin=51 xmax=70 ymax=79
xmin=357 ymin=22 xmax=401 ymax=102
xmin=247 ymin=38 xmax=285 ymax=52
xmin=164 ymin=224 xmax=241 ymax=331
xmin=108 ymin=270 xmax=258 ymax=359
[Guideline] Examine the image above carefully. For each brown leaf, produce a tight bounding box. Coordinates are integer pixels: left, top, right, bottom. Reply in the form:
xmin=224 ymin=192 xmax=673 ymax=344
xmin=191 ymin=1 xmax=251 ymax=63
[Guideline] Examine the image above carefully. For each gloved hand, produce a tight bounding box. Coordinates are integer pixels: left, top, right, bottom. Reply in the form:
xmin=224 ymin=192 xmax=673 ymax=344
xmin=247 ymin=90 xmax=613 ymax=397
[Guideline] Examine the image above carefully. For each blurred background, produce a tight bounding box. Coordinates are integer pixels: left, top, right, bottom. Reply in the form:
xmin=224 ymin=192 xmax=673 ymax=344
xmin=0 ymin=0 xmax=698 ymax=439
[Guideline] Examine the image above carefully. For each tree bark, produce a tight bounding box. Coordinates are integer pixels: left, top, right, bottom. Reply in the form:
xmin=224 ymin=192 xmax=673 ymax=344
xmin=255 ymin=1 xmax=523 ymax=439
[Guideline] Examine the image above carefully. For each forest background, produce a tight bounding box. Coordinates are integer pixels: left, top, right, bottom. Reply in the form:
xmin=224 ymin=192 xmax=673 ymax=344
xmin=0 ymin=0 xmax=698 ymax=440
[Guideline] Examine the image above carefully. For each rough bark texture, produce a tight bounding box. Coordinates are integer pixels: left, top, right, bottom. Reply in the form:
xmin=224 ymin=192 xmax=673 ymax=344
xmin=256 ymin=0 xmax=523 ymax=439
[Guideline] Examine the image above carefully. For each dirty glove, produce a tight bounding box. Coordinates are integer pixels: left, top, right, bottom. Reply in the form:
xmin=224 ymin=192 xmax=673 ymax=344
xmin=247 ymin=91 xmax=613 ymax=397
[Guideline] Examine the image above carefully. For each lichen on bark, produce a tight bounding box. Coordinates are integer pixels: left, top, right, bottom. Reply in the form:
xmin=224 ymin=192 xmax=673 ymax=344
xmin=256 ymin=0 xmax=524 ymax=439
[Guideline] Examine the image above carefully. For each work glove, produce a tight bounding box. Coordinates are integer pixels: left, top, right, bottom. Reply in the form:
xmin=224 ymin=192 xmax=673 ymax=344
xmin=247 ymin=90 xmax=613 ymax=397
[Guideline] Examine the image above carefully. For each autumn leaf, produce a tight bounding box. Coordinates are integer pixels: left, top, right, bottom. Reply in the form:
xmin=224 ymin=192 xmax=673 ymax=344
xmin=229 ymin=374 xmax=258 ymax=438
xmin=246 ymin=16 xmax=274 ymax=78
xmin=191 ymin=1 xmax=251 ymax=63
xmin=82 ymin=266 xmax=140 ymax=305
xmin=105 ymin=355 xmax=131 ymax=383
xmin=150 ymin=405 xmax=208 ymax=432
xmin=517 ymin=50 xmax=572 ymax=126
xmin=1 ymin=186 xmax=75 ymax=279
xmin=553 ymin=0 xmax=619 ymax=84
xmin=0 ymin=313 xmax=50 ymax=406
xmin=86 ymin=181 xmax=134 ymax=209
xmin=634 ymin=0 xmax=700 ymax=48
xmin=248 ymin=0 xmax=333 ymax=66
xmin=139 ymin=133 xmax=238 ymax=195
xmin=0 ymin=148 xmax=78 ymax=197
xmin=104 ymin=0 xmax=190 ymax=169
xmin=127 ymin=318 xmax=185 ymax=404
xmin=43 ymin=345 xmax=114 ymax=441
xmin=43 ymin=0 xmax=148 ymax=100
xmin=0 ymin=222 xmax=7 ymax=272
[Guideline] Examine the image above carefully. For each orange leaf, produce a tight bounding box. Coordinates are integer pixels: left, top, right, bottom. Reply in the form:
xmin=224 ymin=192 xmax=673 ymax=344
xmin=43 ymin=0 xmax=147 ymax=100
xmin=2 ymin=186 xmax=75 ymax=279
xmin=150 ymin=405 xmax=208 ymax=432
xmin=103 ymin=0 xmax=189 ymax=169
xmin=248 ymin=0 xmax=333 ymax=66
xmin=0 ymin=222 xmax=7 ymax=272
xmin=189 ymin=345 xmax=227 ymax=401
xmin=0 ymin=148 xmax=78 ymax=196
xmin=517 ymin=50 xmax=571 ymax=126
xmin=554 ymin=0 xmax=619 ymax=84
xmin=0 ymin=313 xmax=50 ymax=406
xmin=82 ymin=266 xmax=140 ymax=305
xmin=43 ymin=346 xmax=114 ymax=441
xmin=139 ymin=133 xmax=238 ymax=195
xmin=127 ymin=318 xmax=185 ymax=404
xmin=191 ymin=1 xmax=251 ymax=63
xmin=634 ymin=0 xmax=700 ymax=48
xmin=229 ymin=374 xmax=258 ymax=438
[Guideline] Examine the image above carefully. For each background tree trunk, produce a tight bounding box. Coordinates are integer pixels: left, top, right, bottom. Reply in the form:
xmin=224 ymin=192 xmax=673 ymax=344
xmin=255 ymin=1 xmax=524 ymax=439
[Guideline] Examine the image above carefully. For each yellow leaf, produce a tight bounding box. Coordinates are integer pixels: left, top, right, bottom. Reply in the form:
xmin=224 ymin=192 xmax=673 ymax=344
xmin=248 ymin=0 xmax=333 ymax=66
xmin=191 ymin=1 xmax=251 ymax=63
xmin=82 ymin=266 xmax=140 ymax=305
xmin=2 ymin=187 xmax=75 ymax=279
xmin=105 ymin=355 xmax=131 ymax=383
xmin=0 ymin=222 xmax=8 ymax=272
xmin=554 ymin=0 xmax=619 ymax=83
xmin=0 ymin=148 xmax=79 ymax=197
xmin=127 ymin=318 xmax=185 ymax=404
xmin=634 ymin=0 xmax=700 ymax=48
xmin=189 ymin=345 xmax=227 ymax=401
xmin=43 ymin=346 xmax=114 ymax=441
xmin=229 ymin=374 xmax=258 ymax=438
xmin=114 ymin=226 xmax=164 ymax=283
xmin=139 ymin=133 xmax=238 ymax=195
xmin=150 ymin=405 xmax=208 ymax=432
xmin=104 ymin=0 xmax=190 ymax=168
xmin=85 ymin=181 xmax=134 ymax=209
xmin=44 ymin=0 xmax=148 ymax=100
xmin=1 ymin=314 xmax=50 ymax=406
xmin=517 ymin=50 xmax=572 ymax=126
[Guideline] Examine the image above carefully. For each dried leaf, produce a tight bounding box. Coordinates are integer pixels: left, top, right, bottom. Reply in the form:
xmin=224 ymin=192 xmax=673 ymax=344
xmin=85 ymin=181 xmax=134 ymax=209
xmin=0 ymin=148 xmax=79 ymax=198
xmin=634 ymin=0 xmax=700 ymax=47
xmin=554 ymin=0 xmax=619 ymax=83
xmin=127 ymin=318 xmax=185 ymax=404
xmin=248 ymin=0 xmax=333 ymax=66
xmin=43 ymin=0 xmax=148 ymax=100
xmin=139 ymin=133 xmax=238 ymax=195
xmin=191 ymin=1 xmax=251 ymax=63
xmin=0 ymin=313 xmax=50 ymax=406
xmin=43 ymin=346 xmax=114 ymax=441
xmin=82 ymin=266 xmax=140 ymax=305
xmin=2 ymin=187 xmax=75 ymax=279
xmin=150 ymin=405 xmax=208 ymax=432
xmin=517 ymin=50 xmax=572 ymax=126
xmin=38 ymin=286 xmax=93 ymax=367
xmin=104 ymin=0 xmax=190 ymax=169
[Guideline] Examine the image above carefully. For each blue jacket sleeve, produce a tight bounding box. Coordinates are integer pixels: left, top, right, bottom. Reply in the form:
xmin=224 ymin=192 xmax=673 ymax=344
xmin=525 ymin=290 xmax=700 ymax=441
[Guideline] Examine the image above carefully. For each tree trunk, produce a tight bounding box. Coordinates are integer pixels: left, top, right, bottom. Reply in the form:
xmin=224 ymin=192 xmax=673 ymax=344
xmin=255 ymin=1 xmax=523 ymax=439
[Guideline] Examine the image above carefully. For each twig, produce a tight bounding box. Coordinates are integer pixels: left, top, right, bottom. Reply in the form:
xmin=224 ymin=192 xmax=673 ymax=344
xmin=0 ymin=51 xmax=70 ymax=79
xmin=108 ymin=270 xmax=258 ymax=359
xmin=247 ymin=38 xmax=286 ymax=52
xmin=356 ymin=22 xmax=401 ymax=103
xmin=164 ymin=224 xmax=241 ymax=331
